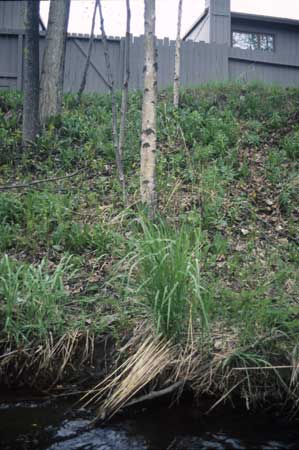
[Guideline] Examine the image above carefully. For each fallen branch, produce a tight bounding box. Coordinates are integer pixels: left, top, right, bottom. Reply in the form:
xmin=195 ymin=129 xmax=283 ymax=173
xmin=125 ymin=380 xmax=184 ymax=408
xmin=0 ymin=169 xmax=84 ymax=191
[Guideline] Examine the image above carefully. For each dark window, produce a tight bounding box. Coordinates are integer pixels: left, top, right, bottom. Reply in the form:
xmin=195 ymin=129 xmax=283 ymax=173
xmin=232 ymin=31 xmax=275 ymax=52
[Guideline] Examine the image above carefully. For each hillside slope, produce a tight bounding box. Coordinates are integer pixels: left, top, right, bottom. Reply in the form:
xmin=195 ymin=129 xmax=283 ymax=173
xmin=0 ymin=83 xmax=298 ymax=409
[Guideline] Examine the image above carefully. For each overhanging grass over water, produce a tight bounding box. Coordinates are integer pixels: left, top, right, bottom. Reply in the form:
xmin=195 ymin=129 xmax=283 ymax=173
xmin=0 ymin=83 xmax=298 ymax=408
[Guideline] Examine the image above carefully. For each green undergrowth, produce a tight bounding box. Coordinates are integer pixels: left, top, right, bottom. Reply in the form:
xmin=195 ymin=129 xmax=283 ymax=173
xmin=0 ymin=82 xmax=299 ymax=390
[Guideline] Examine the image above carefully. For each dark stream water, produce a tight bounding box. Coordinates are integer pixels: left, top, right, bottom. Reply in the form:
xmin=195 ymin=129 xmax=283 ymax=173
xmin=1 ymin=393 xmax=299 ymax=450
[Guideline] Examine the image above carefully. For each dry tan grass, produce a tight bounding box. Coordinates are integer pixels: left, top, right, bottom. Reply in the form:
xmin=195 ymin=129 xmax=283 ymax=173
xmin=1 ymin=319 xmax=296 ymax=416
xmin=81 ymin=321 xmax=299 ymax=420
xmin=0 ymin=332 xmax=94 ymax=389
xmin=82 ymin=320 xmax=206 ymax=420
xmin=82 ymin=325 xmax=177 ymax=420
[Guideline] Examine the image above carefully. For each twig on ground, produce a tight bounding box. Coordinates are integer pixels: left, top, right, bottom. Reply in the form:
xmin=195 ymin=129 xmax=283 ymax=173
xmin=0 ymin=169 xmax=85 ymax=191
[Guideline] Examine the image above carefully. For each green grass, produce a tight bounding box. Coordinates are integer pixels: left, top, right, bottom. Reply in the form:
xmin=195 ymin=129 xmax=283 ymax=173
xmin=0 ymin=83 xmax=298 ymax=392
xmin=0 ymin=255 xmax=74 ymax=344
xmin=128 ymin=219 xmax=210 ymax=339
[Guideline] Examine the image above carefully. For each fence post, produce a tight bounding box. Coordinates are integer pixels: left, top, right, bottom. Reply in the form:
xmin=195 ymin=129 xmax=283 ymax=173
xmin=17 ymin=32 xmax=23 ymax=90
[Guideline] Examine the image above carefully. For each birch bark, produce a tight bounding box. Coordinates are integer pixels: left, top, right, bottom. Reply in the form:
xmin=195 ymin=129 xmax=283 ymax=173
xmin=140 ymin=0 xmax=157 ymax=216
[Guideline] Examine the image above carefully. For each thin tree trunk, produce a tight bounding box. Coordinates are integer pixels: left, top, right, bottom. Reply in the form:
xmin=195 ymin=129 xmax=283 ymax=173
xmin=77 ymin=0 xmax=97 ymax=102
xmin=22 ymin=0 xmax=40 ymax=145
xmin=173 ymin=0 xmax=183 ymax=108
xmin=117 ymin=0 xmax=131 ymax=204
xmin=140 ymin=0 xmax=157 ymax=217
xmin=39 ymin=0 xmax=70 ymax=124
xmin=97 ymin=0 xmax=126 ymax=202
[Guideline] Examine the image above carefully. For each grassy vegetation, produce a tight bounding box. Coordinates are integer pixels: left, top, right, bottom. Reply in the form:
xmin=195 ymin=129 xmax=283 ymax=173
xmin=0 ymin=83 xmax=299 ymax=407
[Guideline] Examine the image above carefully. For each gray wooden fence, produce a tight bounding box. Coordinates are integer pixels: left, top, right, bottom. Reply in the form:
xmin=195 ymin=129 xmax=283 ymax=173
xmin=1 ymin=29 xmax=299 ymax=93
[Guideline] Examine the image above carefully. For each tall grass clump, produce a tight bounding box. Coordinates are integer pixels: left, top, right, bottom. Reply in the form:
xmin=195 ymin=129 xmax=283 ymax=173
xmin=133 ymin=220 xmax=209 ymax=340
xmin=282 ymin=130 xmax=299 ymax=160
xmin=0 ymin=255 xmax=75 ymax=345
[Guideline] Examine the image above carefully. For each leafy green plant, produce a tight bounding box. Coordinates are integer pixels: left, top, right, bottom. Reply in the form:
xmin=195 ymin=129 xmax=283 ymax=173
xmin=0 ymin=194 xmax=24 ymax=224
xmin=265 ymin=148 xmax=285 ymax=184
xmin=282 ymin=130 xmax=299 ymax=160
xmin=52 ymin=222 xmax=113 ymax=255
xmin=200 ymin=164 xmax=226 ymax=229
xmin=279 ymin=174 xmax=299 ymax=215
xmin=0 ymin=255 xmax=76 ymax=344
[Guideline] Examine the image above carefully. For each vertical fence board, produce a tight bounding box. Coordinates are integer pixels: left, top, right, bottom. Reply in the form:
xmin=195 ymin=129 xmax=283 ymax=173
xmin=162 ymin=37 xmax=170 ymax=89
xmin=17 ymin=33 xmax=23 ymax=89
xmin=157 ymin=38 xmax=168 ymax=89
xmin=137 ymin=35 xmax=145 ymax=91
xmin=128 ymin=35 xmax=136 ymax=90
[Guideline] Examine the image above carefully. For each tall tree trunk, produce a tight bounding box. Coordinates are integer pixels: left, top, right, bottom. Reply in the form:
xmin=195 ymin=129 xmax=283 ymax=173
xmin=173 ymin=0 xmax=183 ymax=108
xmin=39 ymin=0 xmax=70 ymax=124
xmin=117 ymin=0 xmax=131 ymax=177
xmin=140 ymin=0 xmax=157 ymax=216
xmin=22 ymin=0 xmax=40 ymax=145
xmin=77 ymin=0 xmax=97 ymax=102
xmin=97 ymin=0 xmax=126 ymax=203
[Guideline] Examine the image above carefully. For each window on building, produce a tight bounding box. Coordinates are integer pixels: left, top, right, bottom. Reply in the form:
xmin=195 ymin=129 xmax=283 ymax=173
xmin=232 ymin=31 xmax=275 ymax=52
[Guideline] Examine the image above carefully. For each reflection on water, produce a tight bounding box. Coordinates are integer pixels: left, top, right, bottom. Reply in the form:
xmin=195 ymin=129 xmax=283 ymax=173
xmin=1 ymin=396 xmax=299 ymax=450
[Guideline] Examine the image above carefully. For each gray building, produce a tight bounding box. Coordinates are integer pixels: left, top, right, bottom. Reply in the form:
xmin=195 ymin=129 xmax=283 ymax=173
xmin=0 ymin=0 xmax=45 ymax=31
xmin=184 ymin=0 xmax=299 ymax=59
xmin=183 ymin=0 xmax=299 ymax=87
xmin=0 ymin=1 xmax=26 ymax=30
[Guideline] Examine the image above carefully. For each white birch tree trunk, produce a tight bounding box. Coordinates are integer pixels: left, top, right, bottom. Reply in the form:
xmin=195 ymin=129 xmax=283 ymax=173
xmin=22 ymin=0 xmax=40 ymax=145
xmin=173 ymin=0 xmax=183 ymax=108
xmin=140 ymin=0 xmax=157 ymax=216
xmin=39 ymin=0 xmax=70 ymax=124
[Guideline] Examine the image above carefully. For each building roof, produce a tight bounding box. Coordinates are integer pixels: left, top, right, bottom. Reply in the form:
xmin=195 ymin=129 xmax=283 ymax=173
xmin=183 ymin=7 xmax=208 ymax=40
xmin=183 ymin=10 xmax=299 ymax=40
xmin=39 ymin=17 xmax=46 ymax=31
xmin=231 ymin=12 xmax=299 ymax=27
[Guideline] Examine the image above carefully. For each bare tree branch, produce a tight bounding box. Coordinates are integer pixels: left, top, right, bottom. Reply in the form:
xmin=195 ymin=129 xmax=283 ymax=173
xmin=118 ymin=0 xmax=131 ymax=162
xmin=97 ymin=0 xmax=127 ymax=203
xmin=77 ymin=0 xmax=98 ymax=102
